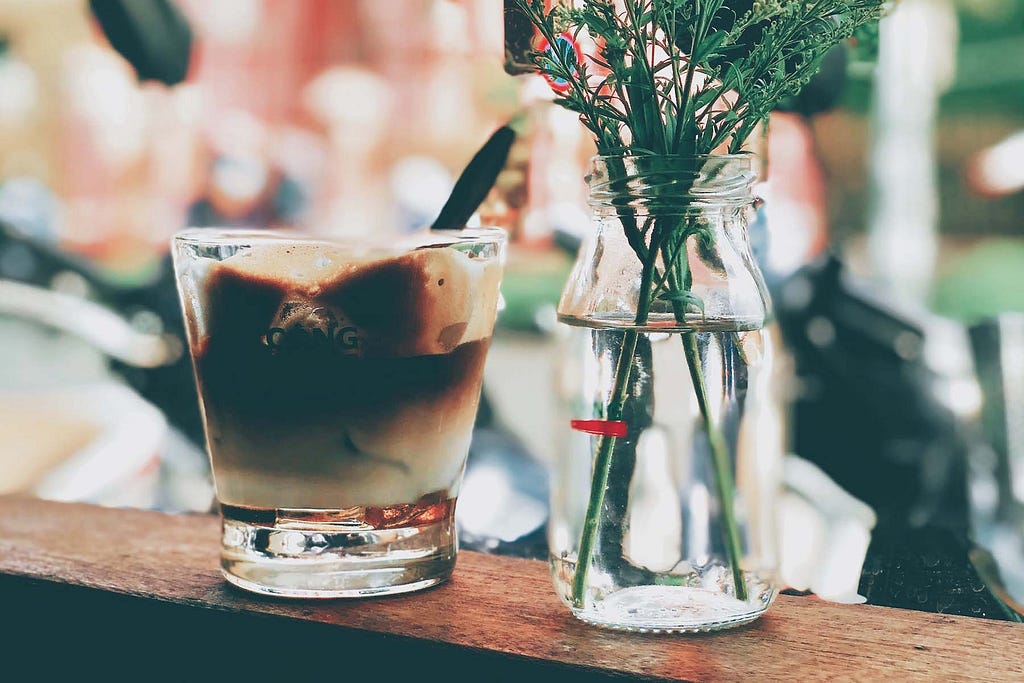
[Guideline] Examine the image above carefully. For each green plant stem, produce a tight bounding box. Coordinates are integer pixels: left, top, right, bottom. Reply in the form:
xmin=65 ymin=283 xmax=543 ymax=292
xmin=680 ymin=328 xmax=749 ymax=602
xmin=569 ymin=222 xmax=657 ymax=606
xmin=660 ymin=221 xmax=747 ymax=601
xmin=569 ymin=327 xmax=641 ymax=607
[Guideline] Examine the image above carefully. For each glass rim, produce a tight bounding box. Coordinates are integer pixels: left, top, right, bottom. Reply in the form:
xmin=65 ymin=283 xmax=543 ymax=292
xmin=172 ymin=225 xmax=508 ymax=251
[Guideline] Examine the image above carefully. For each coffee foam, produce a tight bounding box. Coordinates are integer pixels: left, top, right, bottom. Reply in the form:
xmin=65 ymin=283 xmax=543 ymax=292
xmin=209 ymin=243 xmax=369 ymax=292
xmin=366 ymin=247 xmax=502 ymax=353
xmin=207 ymin=234 xmax=502 ymax=357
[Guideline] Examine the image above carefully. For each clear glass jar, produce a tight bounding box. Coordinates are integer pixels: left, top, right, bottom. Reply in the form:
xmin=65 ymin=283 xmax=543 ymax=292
xmin=550 ymin=154 xmax=783 ymax=632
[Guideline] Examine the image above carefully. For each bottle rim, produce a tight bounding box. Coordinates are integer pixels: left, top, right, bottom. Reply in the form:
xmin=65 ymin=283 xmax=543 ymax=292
xmin=586 ymin=153 xmax=757 ymax=210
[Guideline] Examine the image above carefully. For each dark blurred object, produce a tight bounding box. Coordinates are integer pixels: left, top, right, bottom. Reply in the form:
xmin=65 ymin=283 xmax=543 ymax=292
xmin=966 ymin=313 xmax=1024 ymax=612
xmin=770 ymin=252 xmax=1024 ymax=618
xmin=775 ymin=45 xmax=849 ymax=118
xmin=88 ymin=0 xmax=193 ymax=86
xmin=969 ymin=314 xmax=1024 ymax=525
xmin=970 ymin=545 xmax=1024 ymax=621
xmin=502 ymin=0 xmax=535 ymax=76
xmin=773 ymin=251 xmax=972 ymax=532
xmin=859 ymin=524 xmax=1020 ymax=621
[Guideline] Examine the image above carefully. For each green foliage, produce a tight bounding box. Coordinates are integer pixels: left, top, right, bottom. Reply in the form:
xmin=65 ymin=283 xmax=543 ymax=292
xmin=512 ymin=0 xmax=889 ymax=155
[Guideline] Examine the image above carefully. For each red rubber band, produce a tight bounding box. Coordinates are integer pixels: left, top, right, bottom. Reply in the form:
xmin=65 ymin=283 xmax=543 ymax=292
xmin=570 ymin=419 xmax=628 ymax=438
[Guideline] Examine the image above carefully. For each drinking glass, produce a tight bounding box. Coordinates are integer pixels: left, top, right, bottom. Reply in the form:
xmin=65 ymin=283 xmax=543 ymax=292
xmin=172 ymin=227 xmax=506 ymax=597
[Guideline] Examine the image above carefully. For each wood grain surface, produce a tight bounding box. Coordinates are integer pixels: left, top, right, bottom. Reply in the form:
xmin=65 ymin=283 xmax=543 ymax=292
xmin=1 ymin=494 xmax=1021 ymax=681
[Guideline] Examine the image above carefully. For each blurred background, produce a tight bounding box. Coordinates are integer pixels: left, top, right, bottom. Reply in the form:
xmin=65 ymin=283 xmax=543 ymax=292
xmin=0 ymin=0 xmax=1021 ymax=617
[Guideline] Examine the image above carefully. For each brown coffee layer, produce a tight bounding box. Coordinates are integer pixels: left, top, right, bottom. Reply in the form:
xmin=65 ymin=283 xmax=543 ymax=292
xmin=190 ymin=243 xmax=497 ymax=509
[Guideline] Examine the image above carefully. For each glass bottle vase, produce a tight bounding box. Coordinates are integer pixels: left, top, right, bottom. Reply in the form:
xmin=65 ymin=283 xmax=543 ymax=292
xmin=550 ymin=154 xmax=783 ymax=632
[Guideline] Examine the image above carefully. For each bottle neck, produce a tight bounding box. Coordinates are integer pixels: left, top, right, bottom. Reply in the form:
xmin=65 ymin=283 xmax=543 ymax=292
xmin=587 ymin=154 xmax=757 ymax=216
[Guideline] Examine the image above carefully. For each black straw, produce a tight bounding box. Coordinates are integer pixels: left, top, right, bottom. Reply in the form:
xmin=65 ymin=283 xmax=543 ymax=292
xmin=430 ymin=125 xmax=516 ymax=231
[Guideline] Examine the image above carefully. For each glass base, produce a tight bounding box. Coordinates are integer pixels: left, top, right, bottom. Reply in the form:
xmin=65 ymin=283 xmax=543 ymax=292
xmin=569 ymin=585 xmax=776 ymax=634
xmin=220 ymin=515 xmax=456 ymax=598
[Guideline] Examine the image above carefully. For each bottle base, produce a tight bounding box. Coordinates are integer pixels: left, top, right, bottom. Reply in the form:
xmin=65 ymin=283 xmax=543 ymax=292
xmin=568 ymin=585 xmax=776 ymax=633
xmin=219 ymin=515 xmax=456 ymax=598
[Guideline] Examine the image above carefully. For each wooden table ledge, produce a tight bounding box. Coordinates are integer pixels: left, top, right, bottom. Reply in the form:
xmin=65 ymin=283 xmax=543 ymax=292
xmin=1 ymin=494 xmax=1021 ymax=681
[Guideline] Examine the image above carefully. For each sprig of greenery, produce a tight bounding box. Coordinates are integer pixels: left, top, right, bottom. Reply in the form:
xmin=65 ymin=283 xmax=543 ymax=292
xmin=516 ymin=0 xmax=887 ymax=156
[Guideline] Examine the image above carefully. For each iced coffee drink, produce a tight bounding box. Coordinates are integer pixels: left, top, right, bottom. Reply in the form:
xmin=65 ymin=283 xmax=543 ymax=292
xmin=172 ymin=227 xmax=506 ymax=597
